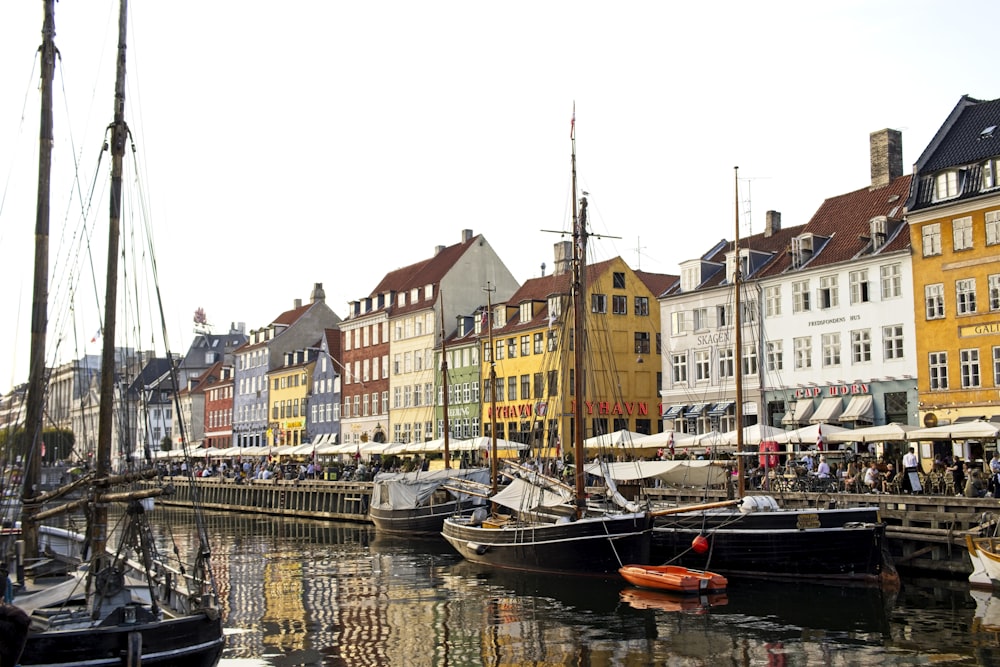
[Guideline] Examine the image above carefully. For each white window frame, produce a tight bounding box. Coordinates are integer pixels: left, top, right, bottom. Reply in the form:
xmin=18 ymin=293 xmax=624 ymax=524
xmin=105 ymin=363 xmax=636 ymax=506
xmin=925 ymin=283 xmax=945 ymax=320
xmin=764 ymin=285 xmax=781 ymax=317
xmin=695 ymin=350 xmax=711 ymax=382
xmin=929 ymin=351 xmax=948 ymax=390
xmin=953 ymin=216 xmax=974 ymax=251
xmin=956 ymin=278 xmax=977 ymax=315
xmin=851 ymin=329 xmax=871 ymax=364
xmin=960 ymin=348 xmax=981 ymax=388
xmin=880 ymin=263 xmax=902 ymax=300
xmin=792 ymin=280 xmax=811 ymax=313
xmin=987 ymin=210 xmax=1000 ymax=246
xmin=818 ymin=275 xmax=839 ymax=310
xmin=766 ymin=340 xmax=783 ymax=372
xmin=849 ymin=269 xmax=870 ymax=304
xmin=822 ymin=332 xmax=841 ymax=367
xmin=882 ymin=324 xmax=904 ymax=360
xmin=793 ymin=336 xmax=812 ymax=370
xmin=922 ymin=223 xmax=942 ymax=257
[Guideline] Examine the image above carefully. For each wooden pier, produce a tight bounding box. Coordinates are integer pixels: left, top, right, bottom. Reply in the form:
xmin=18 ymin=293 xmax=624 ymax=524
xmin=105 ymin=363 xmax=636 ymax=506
xmin=150 ymin=477 xmax=1000 ymax=580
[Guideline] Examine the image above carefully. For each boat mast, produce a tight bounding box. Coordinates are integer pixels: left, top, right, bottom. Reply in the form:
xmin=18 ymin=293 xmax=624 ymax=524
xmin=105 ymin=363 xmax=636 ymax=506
xmin=21 ymin=0 xmax=58 ymax=561
xmin=483 ymin=283 xmax=498 ymax=495
xmin=91 ymin=0 xmax=129 ymax=564
xmin=733 ymin=166 xmax=745 ymax=497
xmin=571 ymin=112 xmax=588 ymax=517
xmin=440 ymin=291 xmax=450 ymax=469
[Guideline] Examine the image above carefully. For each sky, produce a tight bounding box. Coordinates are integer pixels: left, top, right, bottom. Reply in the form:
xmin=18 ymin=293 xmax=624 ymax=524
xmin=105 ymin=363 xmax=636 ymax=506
xmin=1 ymin=1 xmax=999 ymax=392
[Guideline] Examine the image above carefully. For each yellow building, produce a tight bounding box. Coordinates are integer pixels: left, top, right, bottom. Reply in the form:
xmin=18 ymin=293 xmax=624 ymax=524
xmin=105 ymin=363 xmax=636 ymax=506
xmin=481 ymin=243 xmax=676 ymax=460
xmin=908 ymin=95 xmax=1000 ymax=428
xmin=267 ymin=352 xmax=315 ymax=448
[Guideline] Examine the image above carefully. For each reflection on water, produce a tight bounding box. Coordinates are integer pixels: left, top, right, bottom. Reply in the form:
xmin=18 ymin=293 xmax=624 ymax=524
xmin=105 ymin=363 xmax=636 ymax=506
xmin=140 ymin=509 xmax=1000 ymax=666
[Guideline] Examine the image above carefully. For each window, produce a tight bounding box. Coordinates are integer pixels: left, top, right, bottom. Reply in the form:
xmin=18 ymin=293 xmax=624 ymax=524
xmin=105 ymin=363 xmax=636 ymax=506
xmin=508 ymin=377 xmax=517 ymax=402
xmin=925 ymin=284 xmax=945 ymax=320
xmin=987 ymin=210 xmax=1000 ymax=246
xmin=934 ymin=170 xmax=959 ymax=201
xmin=766 ymin=340 xmax=783 ymax=372
xmin=994 ymin=347 xmax=1000 ymax=387
xmin=534 ymin=373 xmax=543 ymax=398
xmin=671 ymin=311 xmax=687 ymax=335
xmin=695 ymin=350 xmax=711 ymax=381
xmin=693 ymin=307 xmax=709 ymax=331
xmin=765 ymin=285 xmax=781 ymax=317
xmin=547 ymin=370 xmax=558 ymax=396
xmin=882 ymin=325 xmax=904 ymax=360
xmin=613 ymin=272 xmax=626 ymax=289
xmin=508 ymin=338 xmax=517 ymax=358
xmin=634 ymin=331 xmax=650 ymax=354
xmin=403 ymin=385 xmax=412 ymax=407
xmin=793 ymin=336 xmax=812 ymax=370
xmin=591 ymin=293 xmax=607 ymax=313
xmin=990 ymin=275 xmax=1000 ymax=311
xmin=822 ymin=332 xmax=841 ymax=367
xmin=520 ymin=375 xmax=530 ymax=400
xmin=612 ymin=295 xmax=628 ymax=315
xmin=634 ymin=296 xmax=649 ymax=316
xmin=953 ymin=216 xmax=974 ymax=251
xmin=495 ymin=340 xmax=504 ymax=360
xmin=984 ymin=159 xmax=999 ymax=190
xmin=742 ymin=343 xmax=758 ymax=376
xmin=716 ymin=304 xmax=732 ymax=327
xmin=718 ymin=348 xmax=735 ymax=378
xmin=818 ymin=275 xmax=839 ymax=309
xmin=849 ymin=270 xmax=870 ymax=304
xmin=672 ymin=354 xmax=687 ymax=383
xmin=792 ymin=280 xmax=811 ymax=313
xmin=922 ymin=223 xmax=942 ymax=256
xmin=851 ymin=329 xmax=872 ymax=363
xmin=880 ymin=264 xmax=902 ymax=299
xmin=960 ymin=348 xmax=981 ymax=388
xmin=957 ymin=279 xmax=977 ymax=315
xmin=547 ymin=330 xmax=558 ymax=352
xmin=521 ymin=335 xmax=530 ymax=356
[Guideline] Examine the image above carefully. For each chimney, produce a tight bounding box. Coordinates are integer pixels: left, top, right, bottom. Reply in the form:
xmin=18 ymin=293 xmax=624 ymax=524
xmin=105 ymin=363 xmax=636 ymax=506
xmin=461 ymin=229 xmax=473 ymax=243
xmin=294 ymin=298 xmax=303 ymax=309
xmin=434 ymin=245 xmax=446 ymax=256
xmin=764 ymin=211 xmax=781 ymax=237
xmin=311 ymin=282 xmax=325 ymax=303
xmin=553 ymin=241 xmax=573 ymax=276
xmin=870 ymin=128 xmax=903 ymax=189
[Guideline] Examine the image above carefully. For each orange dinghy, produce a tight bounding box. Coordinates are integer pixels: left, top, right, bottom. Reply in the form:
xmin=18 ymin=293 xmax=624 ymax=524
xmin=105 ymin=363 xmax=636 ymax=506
xmin=619 ymin=564 xmax=728 ymax=594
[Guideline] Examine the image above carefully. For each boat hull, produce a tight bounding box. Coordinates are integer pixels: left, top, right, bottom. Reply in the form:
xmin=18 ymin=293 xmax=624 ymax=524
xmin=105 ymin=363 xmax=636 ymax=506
xmin=18 ymin=609 xmax=224 ymax=667
xmin=441 ymin=512 xmax=652 ymax=575
xmin=966 ymin=534 xmax=1000 ymax=591
xmin=651 ymin=505 xmax=889 ymax=584
xmin=370 ymin=499 xmax=478 ymax=536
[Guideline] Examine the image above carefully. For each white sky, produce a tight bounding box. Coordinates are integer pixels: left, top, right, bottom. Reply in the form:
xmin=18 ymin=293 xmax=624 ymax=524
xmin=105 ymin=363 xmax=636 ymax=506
xmin=1 ymin=1 xmax=998 ymax=392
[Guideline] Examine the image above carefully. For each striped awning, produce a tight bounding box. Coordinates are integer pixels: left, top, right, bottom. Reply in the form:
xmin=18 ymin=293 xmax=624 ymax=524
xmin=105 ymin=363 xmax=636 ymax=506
xmin=662 ymin=404 xmax=687 ymax=420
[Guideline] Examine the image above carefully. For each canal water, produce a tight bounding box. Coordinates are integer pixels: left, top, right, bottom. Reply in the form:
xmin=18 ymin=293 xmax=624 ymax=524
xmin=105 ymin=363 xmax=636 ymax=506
xmin=147 ymin=508 xmax=999 ymax=666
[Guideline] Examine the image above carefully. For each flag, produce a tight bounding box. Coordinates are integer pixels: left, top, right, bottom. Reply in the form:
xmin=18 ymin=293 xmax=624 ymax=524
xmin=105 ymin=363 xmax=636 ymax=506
xmin=816 ymin=424 xmax=824 ymax=451
xmin=480 ymin=310 xmax=489 ymax=330
xmin=354 ymin=444 xmax=361 ymax=460
xmin=547 ymin=312 xmax=556 ymax=329
xmin=90 ymin=328 xmax=102 ymax=343
xmin=668 ymin=432 xmax=675 ymax=459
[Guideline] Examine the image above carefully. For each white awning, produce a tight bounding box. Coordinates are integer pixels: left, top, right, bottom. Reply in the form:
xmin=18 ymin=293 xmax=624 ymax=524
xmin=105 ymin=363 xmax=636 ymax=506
xmin=840 ymin=395 xmax=874 ymax=424
xmin=810 ymin=397 xmax=844 ymax=424
xmin=791 ymin=399 xmax=815 ymax=424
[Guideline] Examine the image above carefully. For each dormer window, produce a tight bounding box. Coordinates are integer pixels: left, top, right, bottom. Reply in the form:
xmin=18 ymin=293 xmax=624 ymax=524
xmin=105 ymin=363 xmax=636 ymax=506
xmin=983 ymin=158 xmax=1000 ymax=190
xmin=681 ymin=265 xmax=700 ymax=292
xmin=547 ymin=295 xmax=563 ymax=321
xmin=725 ymin=248 xmax=750 ymax=283
xmin=519 ymin=301 xmax=533 ymax=323
xmin=869 ymin=216 xmax=887 ymax=249
xmin=791 ymin=235 xmax=814 ymax=269
xmin=934 ymin=170 xmax=960 ymax=201
xmin=410 ymin=288 xmax=419 ymax=303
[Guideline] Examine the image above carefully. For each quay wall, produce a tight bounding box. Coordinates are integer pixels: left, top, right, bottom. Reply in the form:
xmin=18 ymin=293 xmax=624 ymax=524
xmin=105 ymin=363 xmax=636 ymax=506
xmin=150 ymin=477 xmax=1000 ymax=579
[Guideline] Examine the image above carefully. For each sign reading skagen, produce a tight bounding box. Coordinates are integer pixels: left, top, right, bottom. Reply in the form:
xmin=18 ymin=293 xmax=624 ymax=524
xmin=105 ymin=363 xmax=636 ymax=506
xmin=960 ymin=321 xmax=1000 ymax=337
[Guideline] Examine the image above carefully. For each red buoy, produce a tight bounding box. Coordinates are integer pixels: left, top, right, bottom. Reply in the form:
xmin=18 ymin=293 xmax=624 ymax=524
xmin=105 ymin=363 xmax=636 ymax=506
xmin=692 ymin=535 xmax=709 ymax=554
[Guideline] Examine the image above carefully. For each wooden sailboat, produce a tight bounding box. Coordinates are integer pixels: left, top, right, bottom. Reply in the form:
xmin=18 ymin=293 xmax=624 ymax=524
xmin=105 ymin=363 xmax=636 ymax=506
xmin=8 ymin=2 xmax=224 ymax=665
xmin=440 ymin=111 xmax=652 ymax=575
xmin=646 ymin=168 xmax=894 ymax=586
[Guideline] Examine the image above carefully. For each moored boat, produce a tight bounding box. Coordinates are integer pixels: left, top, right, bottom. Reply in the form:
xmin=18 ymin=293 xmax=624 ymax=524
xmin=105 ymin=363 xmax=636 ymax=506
xmin=619 ymin=563 xmax=727 ymax=594
xmin=369 ymin=467 xmax=490 ymax=536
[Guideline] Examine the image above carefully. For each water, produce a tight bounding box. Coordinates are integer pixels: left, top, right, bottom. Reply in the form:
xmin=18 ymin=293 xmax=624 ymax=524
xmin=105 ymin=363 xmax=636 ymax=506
xmin=147 ymin=509 xmax=1000 ymax=666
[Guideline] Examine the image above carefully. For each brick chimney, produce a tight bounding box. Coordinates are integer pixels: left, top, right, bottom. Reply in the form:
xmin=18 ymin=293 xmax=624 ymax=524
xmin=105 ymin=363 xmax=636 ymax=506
xmin=870 ymin=128 xmax=903 ymax=189
xmin=311 ymin=282 xmax=325 ymax=303
xmin=764 ymin=210 xmax=781 ymax=237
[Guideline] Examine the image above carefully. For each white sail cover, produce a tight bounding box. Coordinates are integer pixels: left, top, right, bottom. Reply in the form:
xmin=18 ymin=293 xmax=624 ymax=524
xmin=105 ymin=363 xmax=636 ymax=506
xmin=583 ymin=460 xmax=727 ymax=487
xmin=489 ymin=476 xmax=574 ymax=512
xmin=370 ymin=467 xmax=490 ymax=510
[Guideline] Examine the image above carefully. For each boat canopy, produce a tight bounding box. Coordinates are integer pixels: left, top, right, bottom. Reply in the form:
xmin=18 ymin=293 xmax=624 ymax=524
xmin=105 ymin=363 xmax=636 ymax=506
xmin=584 ymin=460 xmax=727 ymax=487
xmin=370 ymin=468 xmax=490 ymax=510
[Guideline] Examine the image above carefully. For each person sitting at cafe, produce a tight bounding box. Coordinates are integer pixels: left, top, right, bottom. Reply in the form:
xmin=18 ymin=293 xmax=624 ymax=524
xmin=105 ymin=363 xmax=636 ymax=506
xmin=863 ymin=460 xmax=881 ymax=493
xmin=881 ymin=463 xmax=897 ymax=493
xmin=816 ymin=455 xmax=831 ymax=479
xmin=965 ymin=469 xmax=988 ymax=498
